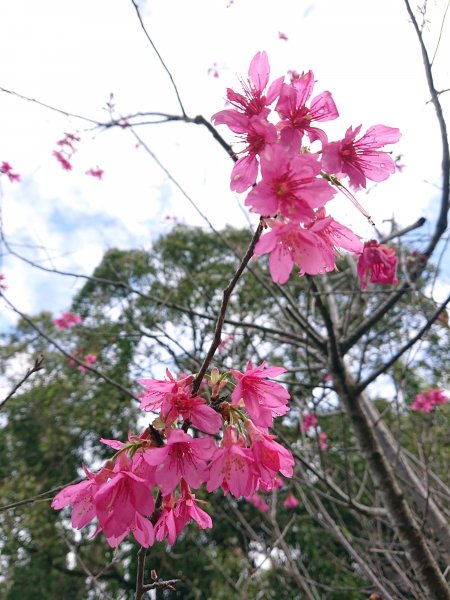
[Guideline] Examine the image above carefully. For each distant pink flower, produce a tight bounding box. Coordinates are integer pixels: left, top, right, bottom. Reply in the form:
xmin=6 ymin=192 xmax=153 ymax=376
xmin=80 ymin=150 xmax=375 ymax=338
xmin=278 ymin=32 xmax=288 ymax=41
xmin=212 ymin=51 xmax=283 ymax=126
xmin=230 ymin=360 xmax=290 ymax=427
xmin=208 ymin=62 xmax=220 ymax=78
xmin=318 ymin=432 xmax=328 ymax=450
xmin=0 ymin=161 xmax=20 ymax=182
xmin=53 ymin=311 xmax=83 ymax=329
xmin=357 ymin=240 xmax=398 ymax=290
xmin=322 ymin=124 xmax=401 ymax=189
xmin=301 ymin=413 xmax=318 ymax=431
xmin=275 ymin=71 xmax=338 ymax=151
xmin=245 ymin=145 xmax=335 ymax=221
xmin=0 ymin=274 xmax=7 ymax=291
xmin=246 ymin=493 xmax=269 ymax=512
xmin=78 ymin=353 xmax=97 ymax=372
xmin=411 ymin=389 xmax=449 ymax=413
xmin=254 ymin=220 xmax=336 ymax=284
xmin=207 ymin=426 xmax=258 ymax=498
xmin=283 ymin=493 xmax=299 ymax=509
xmin=144 ymin=429 xmax=215 ymax=495
xmin=86 ymin=168 xmax=104 ymax=179
xmin=53 ymin=150 xmax=72 ymax=171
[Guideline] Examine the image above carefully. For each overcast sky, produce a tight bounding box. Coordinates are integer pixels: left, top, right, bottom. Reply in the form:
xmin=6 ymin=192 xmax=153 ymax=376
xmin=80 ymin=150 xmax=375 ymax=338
xmin=0 ymin=0 xmax=449 ymax=330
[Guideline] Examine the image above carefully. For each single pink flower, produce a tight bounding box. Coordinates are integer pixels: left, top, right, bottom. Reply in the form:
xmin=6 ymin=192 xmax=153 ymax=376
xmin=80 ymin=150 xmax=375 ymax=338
xmin=322 ymin=124 xmax=401 ymax=189
xmin=246 ymin=493 xmax=269 ymax=512
xmin=230 ymin=360 xmax=290 ymax=427
xmin=212 ymin=51 xmax=283 ymax=127
xmin=318 ymin=432 xmax=328 ymax=450
xmin=245 ymin=145 xmax=335 ymax=221
xmin=278 ymin=32 xmax=288 ymax=41
xmin=86 ymin=168 xmax=104 ymax=179
xmin=283 ymin=493 xmax=299 ymax=509
xmin=411 ymin=389 xmax=449 ymax=413
xmin=154 ymin=496 xmax=178 ymax=545
xmin=301 ymin=413 xmax=318 ymax=431
xmin=0 ymin=274 xmax=7 ymax=291
xmin=53 ymin=150 xmax=72 ymax=171
xmin=144 ymin=429 xmax=215 ymax=495
xmin=175 ymin=480 xmax=213 ymax=533
xmin=254 ymin=220 xmax=336 ymax=284
xmin=51 ymin=464 xmax=112 ymax=530
xmin=275 ymin=71 xmax=338 ymax=152
xmin=207 ymin=426 xmax=258 ymax=498
xmin=0 ymin=161 xmax=20 ymax=182
xmin=139 ymin=370 xmax=221 ymax=434
xmin=78 ymin=353 xmax=97 ymax=372
xmin=357 ymin=240 xmax=398 ymax=290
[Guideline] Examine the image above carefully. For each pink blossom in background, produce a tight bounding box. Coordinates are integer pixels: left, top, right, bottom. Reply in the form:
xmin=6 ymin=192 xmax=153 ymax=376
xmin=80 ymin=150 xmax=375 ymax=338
xmin=86 ymin=168 xmax=104 ymax=179
xmin=230 ymin=360 xmax=290 ymax=427
xmin=0 ymin=161 xmax=20 ymax=182
xmin=283 ymin=493 xmax=299 ymax=509
xmin=0 ymin=274 xmax=7 ymax=291
xmin=322 ymin=124 xmax=401 ymax=189
xmin=78 ymin=353 xmax=97 ymax=372
xmin=357 ymin=240 xmax=398 ymax=290
xmin=301 ymin=413 xmax=318 ymax=431
xmin=411 ymin=389 xmax=449 ymax=413
xmin=53 ymin=150 xmax=72 ymax=171
xmin=278 ymin=31 xmax=288 ymax=41
xmin=53 ymin=311 xmax=83 ymax=329
xmin=246 ymin=493 xmax=269 ymax=512
xmin=208 ymin=62 xmax=220 ymax=78
xmin=319 ymin=432 xmax=329 ymax=450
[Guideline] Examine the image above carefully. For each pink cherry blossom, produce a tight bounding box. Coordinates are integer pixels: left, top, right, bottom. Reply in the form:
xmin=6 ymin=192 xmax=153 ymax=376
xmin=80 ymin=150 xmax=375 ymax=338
xmin=0 ymin=161 xmax=20 ymax=182
xmin=357 ymin=240 xmax=398 ymax=290
xmin=230 ymin=360 xmax=290 ymax=427
xmin=154 ymin=496 xmax=178 ymax=545
xmin=0 ymin=274 xmax=7 ymax=291
xmin=86 ymin=168 xmax=104 ymax=179
xmin=306 ymin=208 xmax=363 ymax=255
xmin=278 ymin=32 xmax=288 ymax=41
xmin=78 ymin=353 xmax=97 ymax=372
xmin=411 ymin=389 xmax=449 ymax=413
xmin=53 ymin=311 xmax=83 ymax=329
xmin=246 ymin=493 xmax=269 ymax=512
xmin=322 ymin=124 xmax=401 ymax=189
xmin=211 ymin=51 xmax=283 ymax=127
xmin=245 ymin=420 xmax=295 ymax=488
xmin=94 ymin=454 xmax=155 ymax=547
xmin=283 ymin=493 xmax=299 ymax=509
xmin=301 ymin=413 xmax=318 ymax=431
xmin=275 ymin=71 xmax=338 ymax=151
xmin=53 ymin=150 xmax=72 ymax=171
xmin=254 ymin=220 xmax=336 ymax=284
xmin=51 ymin=464 xmax=111 ymax=530
xmin=175 ymin=480 xmax=213 ymax=532
xmin=144 ymin=429 xmax=215 ymax=495
xmin=207 ymin=426 xmax=258 ymax=498
xmin=245 ymin=145 xmax=335 ymax=221
xmin=319 ymin=432 xmax=329 ymax=450
xmin=139 ymin=370 xmax=221 ymax=434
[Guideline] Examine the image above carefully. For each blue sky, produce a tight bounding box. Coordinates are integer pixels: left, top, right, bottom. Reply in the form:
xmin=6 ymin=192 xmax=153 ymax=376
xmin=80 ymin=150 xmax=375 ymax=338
xmin=0 ymin=0 xmax=449 ymax=330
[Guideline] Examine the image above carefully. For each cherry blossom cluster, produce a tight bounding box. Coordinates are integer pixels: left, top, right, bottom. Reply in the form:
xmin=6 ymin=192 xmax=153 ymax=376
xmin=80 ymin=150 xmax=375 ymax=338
xmin=52 ymin=362 xmax=295 ymax=548
xmin=212 ymin=52 xmax=401 ymax=286
xmin=411 ymin=389 xmax=449 ymax=413
xmin=52 ymin=132 xmax=103 ymax=178
xmin=0 ymin=273 xmax=7 ymax=291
